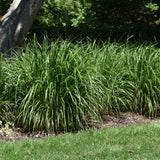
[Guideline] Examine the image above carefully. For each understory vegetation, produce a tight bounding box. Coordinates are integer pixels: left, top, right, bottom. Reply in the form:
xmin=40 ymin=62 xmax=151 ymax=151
xmin=0 ymin=38 xmax=160 ymax=133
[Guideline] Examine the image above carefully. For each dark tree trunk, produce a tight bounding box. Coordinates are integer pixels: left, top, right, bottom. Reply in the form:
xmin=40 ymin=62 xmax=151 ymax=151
xmin=0 ymin=0 xmax=43 ymax=56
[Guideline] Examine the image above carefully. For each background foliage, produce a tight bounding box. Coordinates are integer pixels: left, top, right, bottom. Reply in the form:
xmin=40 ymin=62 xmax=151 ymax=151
xmin=1 ymin=0 xmax=160 ymax=26
xmin=1 ymin=0 xmax=160 ymax=41
xmin=35 ymin=0 xmax=160 ymax=27
xmin=0 ymin=0 xmax=12 ymax=16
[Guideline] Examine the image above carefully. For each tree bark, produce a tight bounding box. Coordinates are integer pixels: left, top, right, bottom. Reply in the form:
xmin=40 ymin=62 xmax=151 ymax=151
xmin=0 ymin=0 xmax=43 ymax=56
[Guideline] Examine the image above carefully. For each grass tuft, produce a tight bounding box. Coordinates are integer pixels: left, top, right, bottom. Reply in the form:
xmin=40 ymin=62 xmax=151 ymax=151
xmin=0 ymin=39 xmax=160 ymax=133
xmin=1 ymin=38 xmax=104 ymax=133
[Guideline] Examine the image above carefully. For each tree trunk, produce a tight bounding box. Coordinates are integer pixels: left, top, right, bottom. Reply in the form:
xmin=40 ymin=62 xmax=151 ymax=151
xmin=0 ymin=0 xmax=43 ymax=56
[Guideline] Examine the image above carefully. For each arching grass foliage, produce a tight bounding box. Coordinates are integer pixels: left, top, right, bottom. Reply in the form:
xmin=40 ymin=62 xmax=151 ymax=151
xmin=0 ymin=39 xmax=104 ymax=133
xmin=0 ymin=39 xmax=160 ymax=133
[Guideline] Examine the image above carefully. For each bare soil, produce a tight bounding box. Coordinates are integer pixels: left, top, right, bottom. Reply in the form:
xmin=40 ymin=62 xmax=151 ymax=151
xmin=1 ymin=112 xmax=160 ymax=142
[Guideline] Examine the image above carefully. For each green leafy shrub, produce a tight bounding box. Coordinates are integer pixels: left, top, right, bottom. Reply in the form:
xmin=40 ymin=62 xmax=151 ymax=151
xmin=37 ymin=0 xmax=93 ymax=27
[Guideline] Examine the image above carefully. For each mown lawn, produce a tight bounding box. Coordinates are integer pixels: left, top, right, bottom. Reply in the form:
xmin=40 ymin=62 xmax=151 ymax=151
xmin=1 ymin=122 xmax=160 ymax=160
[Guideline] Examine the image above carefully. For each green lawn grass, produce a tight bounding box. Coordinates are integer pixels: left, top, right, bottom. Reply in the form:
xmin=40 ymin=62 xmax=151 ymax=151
xmin=1 ymin=122 xmax=160 ymax=160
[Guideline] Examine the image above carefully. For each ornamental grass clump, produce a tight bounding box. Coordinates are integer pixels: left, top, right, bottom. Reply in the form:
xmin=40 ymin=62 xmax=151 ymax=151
xmin=100 ymin=42 xmax=160 ymax=116
xmin=1 ymin=39 xmax=160 ymax=133
xmin=1 ymin=39 xmax=104 ymax=133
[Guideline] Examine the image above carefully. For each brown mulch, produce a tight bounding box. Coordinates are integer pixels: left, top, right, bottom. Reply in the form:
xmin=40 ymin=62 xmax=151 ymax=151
xmin=1 ymin=112 xmax=160 ymax=142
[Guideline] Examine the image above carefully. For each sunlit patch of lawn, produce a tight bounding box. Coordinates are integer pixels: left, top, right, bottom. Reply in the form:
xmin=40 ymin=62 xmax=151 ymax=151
xmin=1 ymin=122 xmax=160 ymax=160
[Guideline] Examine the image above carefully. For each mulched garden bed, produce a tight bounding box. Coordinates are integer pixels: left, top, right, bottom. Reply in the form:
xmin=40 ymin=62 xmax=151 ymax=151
xmin=1 ymin=112 xmax=160 ymax=142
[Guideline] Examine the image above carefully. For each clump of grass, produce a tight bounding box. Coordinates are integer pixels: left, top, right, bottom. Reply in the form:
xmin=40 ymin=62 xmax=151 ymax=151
xmin=0 ymin=55 xmax=8 ymax=122
xmin=1 ymin=38 xmax=104 ymax=133
xmin=1 ymin=39 xmax=160 ymax=133
xmin=100 ymin=42 xmax=160 ymax=116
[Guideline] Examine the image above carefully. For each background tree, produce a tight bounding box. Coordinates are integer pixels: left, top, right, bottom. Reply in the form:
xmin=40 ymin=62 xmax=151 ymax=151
xmin=0 ymin=0 xmax=160 ymax=54
xmin=33 ymin=0 xmax=160 ymax=27
xmin=0 ymin=0 xmax=43 ymax=55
